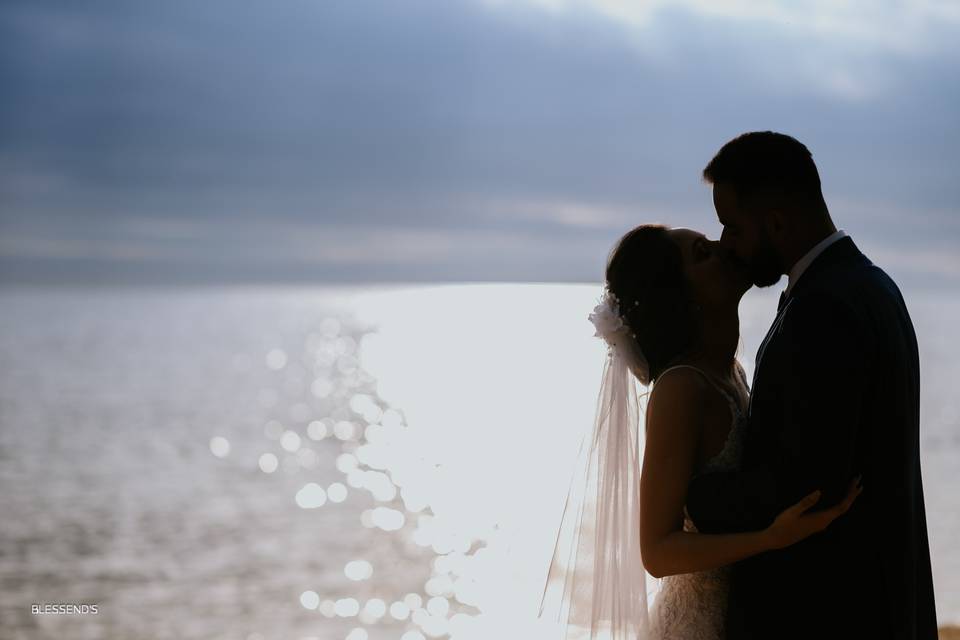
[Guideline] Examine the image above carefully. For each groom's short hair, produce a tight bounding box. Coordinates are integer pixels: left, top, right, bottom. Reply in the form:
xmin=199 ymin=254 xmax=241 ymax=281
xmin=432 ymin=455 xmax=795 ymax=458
xmin=703 ymin=131 xmax=827 ymax=214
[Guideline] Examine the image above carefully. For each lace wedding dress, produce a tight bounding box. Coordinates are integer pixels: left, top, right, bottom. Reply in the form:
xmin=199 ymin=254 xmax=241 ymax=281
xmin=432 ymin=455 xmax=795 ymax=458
xmin=645 ymin=363 xmax=750 ymax=640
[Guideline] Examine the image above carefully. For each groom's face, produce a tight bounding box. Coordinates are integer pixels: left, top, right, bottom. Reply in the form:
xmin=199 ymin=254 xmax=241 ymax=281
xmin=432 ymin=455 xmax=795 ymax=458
xmin=712 ymin=183 xmax=783 ymax=288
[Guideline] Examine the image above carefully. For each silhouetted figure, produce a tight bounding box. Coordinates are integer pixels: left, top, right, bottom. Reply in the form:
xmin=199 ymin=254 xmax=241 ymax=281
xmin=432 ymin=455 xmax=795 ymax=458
xmin=687 ymin=131 xmax=938 ymax=640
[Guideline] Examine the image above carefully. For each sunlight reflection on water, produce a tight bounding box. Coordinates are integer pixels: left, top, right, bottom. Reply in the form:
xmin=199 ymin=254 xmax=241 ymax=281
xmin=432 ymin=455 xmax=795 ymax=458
xmin=0 ymin=283 xmax=956 ymax=639
xmin=349 ymin=283 xmax=619 ymax=639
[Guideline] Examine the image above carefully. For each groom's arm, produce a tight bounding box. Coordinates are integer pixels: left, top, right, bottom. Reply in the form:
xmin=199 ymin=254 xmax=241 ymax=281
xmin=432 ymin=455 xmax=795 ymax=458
xmin=687 ymin=292 xmax=870 ymax=534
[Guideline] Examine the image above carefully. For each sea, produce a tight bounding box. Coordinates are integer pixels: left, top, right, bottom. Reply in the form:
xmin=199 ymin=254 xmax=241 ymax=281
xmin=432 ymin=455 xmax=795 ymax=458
xmin=0 ymin=282 xmax=957 ymax=640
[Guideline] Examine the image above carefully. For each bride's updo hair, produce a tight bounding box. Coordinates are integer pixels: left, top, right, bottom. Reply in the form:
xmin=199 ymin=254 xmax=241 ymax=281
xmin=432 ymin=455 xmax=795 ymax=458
xmin=605 ymin=224 xmax=698 ymax=384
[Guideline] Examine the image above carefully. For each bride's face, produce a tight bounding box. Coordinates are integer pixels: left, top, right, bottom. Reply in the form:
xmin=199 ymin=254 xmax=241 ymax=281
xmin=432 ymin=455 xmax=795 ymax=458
xmin=667 ymin=228 xmax=751 ymax=308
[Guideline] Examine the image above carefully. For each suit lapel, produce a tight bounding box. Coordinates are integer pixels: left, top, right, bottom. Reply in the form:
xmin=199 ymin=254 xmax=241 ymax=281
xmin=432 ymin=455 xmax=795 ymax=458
xmin=748 ymin=293 xmax=793 ymax=417
xmin=747 ymin=236 xmax=867 ymax=420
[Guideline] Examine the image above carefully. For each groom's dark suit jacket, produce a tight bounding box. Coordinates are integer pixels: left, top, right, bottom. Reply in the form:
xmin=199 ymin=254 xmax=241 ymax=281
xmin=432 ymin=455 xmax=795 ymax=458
xmin=686 ymin=236 xmax=937 ymax=639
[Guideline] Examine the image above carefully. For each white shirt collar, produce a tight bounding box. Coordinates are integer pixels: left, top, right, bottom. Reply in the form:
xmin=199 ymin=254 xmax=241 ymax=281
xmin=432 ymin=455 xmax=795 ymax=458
xmin=785 ymin=229 xmax=848 ymax=297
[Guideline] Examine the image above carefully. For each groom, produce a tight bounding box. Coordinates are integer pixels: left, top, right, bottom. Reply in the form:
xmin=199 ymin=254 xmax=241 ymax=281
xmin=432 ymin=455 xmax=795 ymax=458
xmin=685 ymin=132 xmax=938 ymax=639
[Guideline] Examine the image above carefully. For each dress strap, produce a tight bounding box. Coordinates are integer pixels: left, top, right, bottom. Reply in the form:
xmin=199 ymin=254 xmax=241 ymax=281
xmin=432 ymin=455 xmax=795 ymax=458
xmin=735 ymin=361 xmax=749 ymax=388
xmin=656 ymin=364 xmax=743 ymax=416
xmin=657 ymin=364 xmax=710 ymax=383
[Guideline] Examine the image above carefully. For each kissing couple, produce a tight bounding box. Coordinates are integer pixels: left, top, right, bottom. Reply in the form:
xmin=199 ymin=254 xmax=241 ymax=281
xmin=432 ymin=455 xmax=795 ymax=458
xmin=539 ymin=131 xmax=938 ymax=640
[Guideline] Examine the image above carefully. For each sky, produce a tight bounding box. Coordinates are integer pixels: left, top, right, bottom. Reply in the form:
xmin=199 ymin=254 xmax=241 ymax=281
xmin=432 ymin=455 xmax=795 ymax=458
xmin=1 ymin=0 xmax=958 ymax=288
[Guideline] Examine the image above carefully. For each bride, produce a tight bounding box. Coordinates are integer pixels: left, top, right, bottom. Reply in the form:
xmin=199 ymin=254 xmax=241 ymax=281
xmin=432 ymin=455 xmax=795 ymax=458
xmin=538 ymin=223 xmax=862 ymax=640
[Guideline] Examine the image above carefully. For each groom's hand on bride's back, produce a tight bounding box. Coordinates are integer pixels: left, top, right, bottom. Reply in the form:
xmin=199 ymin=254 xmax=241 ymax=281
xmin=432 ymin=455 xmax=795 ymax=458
xmin=762 ymin=474 xmax=863 ymax=551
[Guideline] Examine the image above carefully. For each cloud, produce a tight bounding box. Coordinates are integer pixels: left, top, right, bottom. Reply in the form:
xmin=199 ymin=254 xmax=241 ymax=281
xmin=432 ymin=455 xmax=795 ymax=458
xmin=486 ymin=0 xmax=960 ymax=56
xmin=0 ymin=0 xmax=957 ymax=287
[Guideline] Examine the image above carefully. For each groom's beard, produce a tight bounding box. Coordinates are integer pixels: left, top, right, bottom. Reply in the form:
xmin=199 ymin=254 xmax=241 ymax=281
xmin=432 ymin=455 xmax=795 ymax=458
xmin=746 ymin=243 xmax=783 ymax=288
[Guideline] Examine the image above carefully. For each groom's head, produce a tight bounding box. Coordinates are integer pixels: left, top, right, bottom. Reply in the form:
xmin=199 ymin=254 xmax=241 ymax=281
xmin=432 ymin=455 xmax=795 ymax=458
xmin=703 ymin=131 xmax=831 ymax=288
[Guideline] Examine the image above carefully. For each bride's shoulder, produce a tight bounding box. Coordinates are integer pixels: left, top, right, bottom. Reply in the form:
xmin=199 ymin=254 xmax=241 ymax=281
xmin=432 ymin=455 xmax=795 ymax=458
xmin=648 ymin=366 xmax=711 ymax=408
xmin=646 ymin=366 xmax=711 ymax=439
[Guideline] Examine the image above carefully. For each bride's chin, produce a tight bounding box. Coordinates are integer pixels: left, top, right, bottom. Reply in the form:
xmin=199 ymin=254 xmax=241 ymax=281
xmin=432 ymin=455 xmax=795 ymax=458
xmin=720 ymin=262 xmax=752 ymax=298
xmin=722 ymin=273 xmax=752 ymax=301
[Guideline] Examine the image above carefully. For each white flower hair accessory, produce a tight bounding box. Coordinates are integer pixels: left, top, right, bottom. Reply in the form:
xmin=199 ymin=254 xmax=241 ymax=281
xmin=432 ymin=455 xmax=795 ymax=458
xmin=588 ymin=287 xmax=636 ymax=350
xmin=587 ymin=285 xmax=650 ymax=385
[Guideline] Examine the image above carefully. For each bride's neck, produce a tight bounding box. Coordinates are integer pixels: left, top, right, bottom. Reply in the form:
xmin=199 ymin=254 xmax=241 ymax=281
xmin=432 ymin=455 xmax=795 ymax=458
xmin=684 ymin=304 xmax=740 ymax=379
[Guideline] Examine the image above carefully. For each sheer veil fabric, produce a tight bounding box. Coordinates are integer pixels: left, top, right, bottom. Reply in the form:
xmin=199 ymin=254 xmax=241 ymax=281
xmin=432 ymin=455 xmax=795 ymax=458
xmin=538 ymin=289 xmax=653 ymax=640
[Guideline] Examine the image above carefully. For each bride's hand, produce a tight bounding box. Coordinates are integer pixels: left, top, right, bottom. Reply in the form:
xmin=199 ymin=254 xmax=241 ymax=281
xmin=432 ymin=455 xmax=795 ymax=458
xmin=763 ymin=475 xmax=863 ymax=551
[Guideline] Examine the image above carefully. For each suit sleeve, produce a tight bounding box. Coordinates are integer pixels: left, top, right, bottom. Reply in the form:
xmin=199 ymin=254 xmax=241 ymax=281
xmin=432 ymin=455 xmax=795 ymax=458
xmin=686 ymin=292 xmax=871 ymax=533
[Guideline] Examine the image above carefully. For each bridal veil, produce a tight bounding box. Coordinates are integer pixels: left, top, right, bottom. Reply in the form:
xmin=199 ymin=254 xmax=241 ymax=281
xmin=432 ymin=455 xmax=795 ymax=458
xmin=538 ymin=287 xmax=653 ymax=640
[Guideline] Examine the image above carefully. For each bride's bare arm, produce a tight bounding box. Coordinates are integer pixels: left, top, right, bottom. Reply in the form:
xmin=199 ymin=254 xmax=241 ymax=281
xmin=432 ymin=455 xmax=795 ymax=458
xmin=638 ymin=369 xmax=861 ymax=579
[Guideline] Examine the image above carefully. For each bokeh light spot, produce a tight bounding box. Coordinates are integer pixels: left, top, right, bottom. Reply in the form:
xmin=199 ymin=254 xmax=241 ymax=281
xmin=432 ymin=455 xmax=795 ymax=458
xmin=334 ymin=598 xmax=360 ymax=617
xmin=209 ymin=436 xmax=230 ymax=458
xmin=307 ymin=420 xmax=329 ymax=440
xmin=258 ymin=452 xmax=279 ymax=473
xmin=328 ymin=482 xmax=348 ymax=503
xmin=295 ymin=483 xmax=327 ymax=509
xmin=266 ymin=348 xmax=288 ymax=370
xmin=280 ymin=430 xmax=301 ymax=452
xmin=344 ymin=559 xmax=373 ymax=581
